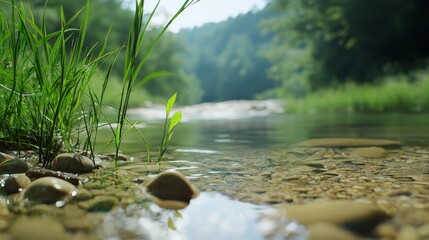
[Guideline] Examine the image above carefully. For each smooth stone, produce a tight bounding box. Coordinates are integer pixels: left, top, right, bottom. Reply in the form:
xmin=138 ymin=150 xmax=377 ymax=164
xmin=144 ymin=171 xmax=199 ymax=210
xmin=0 ymin=199 xmax=10 ymax=218
xmin=0 ymin=158 xmax=29 ymax=174
xmin=26 ymin=168 xmax=80 ymax=186
xmin=276 ymin=200 xmax=389 ymax=232
xmin=22 ymin=177 xmax=77 ymax=205
xmin=350 ymin=147 xmax=387 ymax=158
xmin=105 ymin=153 xmax=130 ymax=161
xmin=0 ymin=174 xmax=31 ymax=194
xmin=8 ymin=216 xmax=67 ymax=240
xmin=0 ymin=152 xmax=14 ymax=162
xmin=51 ymin=153 xmax=94 ymax=174
xmin=397 ymin=225 xmax=419 ymax=240
xmin=294 ymin=138 xmax=402 ymax=148
xmin=78 ymin=196 xmax=118 ymax=212
xmin=308 ymin=223 xmax=360 ymax=240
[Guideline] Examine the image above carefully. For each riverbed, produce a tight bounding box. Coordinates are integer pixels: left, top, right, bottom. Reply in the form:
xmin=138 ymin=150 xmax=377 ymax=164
xmin=2 ymin=100 xmax=429 ymax=239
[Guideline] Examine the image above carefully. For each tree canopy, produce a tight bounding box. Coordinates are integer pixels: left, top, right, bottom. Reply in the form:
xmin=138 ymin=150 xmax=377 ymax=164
xmin=264 ymin=0 xmax=429 ymax=92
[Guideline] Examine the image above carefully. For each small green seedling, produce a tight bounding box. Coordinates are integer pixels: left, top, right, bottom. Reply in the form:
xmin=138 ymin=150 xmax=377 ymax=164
xmin=157 ymin=92 xmax=182 ymax=167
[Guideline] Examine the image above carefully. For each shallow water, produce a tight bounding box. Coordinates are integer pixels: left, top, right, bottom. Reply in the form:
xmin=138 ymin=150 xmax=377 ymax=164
xmin=97 ymin=112 xmax=429 ymax=156
xmin=93 ymin=112 xmax=429 ymax=239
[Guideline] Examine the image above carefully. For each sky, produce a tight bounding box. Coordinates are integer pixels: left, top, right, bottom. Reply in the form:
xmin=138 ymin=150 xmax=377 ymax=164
xmin=140 ymin=0 xmax=268 ymax=32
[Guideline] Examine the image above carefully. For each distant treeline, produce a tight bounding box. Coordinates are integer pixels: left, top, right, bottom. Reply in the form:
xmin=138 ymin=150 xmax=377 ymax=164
xmin=3 ymin=0 xmax=429 ymax=105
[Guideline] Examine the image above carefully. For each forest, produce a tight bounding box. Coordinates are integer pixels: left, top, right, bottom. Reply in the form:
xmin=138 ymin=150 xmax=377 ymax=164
xmin=3 ymin=0 xmax=429 ymax=112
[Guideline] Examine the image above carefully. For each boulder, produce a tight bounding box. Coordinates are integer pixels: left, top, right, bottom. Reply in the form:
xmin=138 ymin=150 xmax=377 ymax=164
xmin=51 ymin=153 xmax=94 ymax=174
xmin=350 ymin=147 xmax=388 ymax=158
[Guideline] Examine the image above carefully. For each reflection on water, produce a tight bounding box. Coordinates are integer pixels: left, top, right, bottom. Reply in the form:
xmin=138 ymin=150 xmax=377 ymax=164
xmin=101 ymin=192 xmax=307 ymax=240
xmin=96 ymin=112 xmax=429 ymax=156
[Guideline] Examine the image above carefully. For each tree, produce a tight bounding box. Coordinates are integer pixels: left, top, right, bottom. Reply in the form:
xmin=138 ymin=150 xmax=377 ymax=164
xmin=265 ymin=0 xmax=429 ymax=90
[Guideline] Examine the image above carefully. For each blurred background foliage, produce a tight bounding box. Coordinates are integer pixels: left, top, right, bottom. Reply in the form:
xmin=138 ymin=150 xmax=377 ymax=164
xmin=3 ymin=0 xmax=429 ymax=111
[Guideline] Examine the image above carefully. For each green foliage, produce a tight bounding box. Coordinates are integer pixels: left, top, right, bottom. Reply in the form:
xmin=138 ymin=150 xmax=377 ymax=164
xmin=111 ymin=0 xmax=193 ymax=166
xmin=0 ymin=0 xmax=108 ymax=165
xmin=286 ymin=69 xmax=429 ymax=113
xmin=178 ymin=8 xmax=276 ymax=102
xmin=265 ymin=0 xmax=429 ymax=90
xmin=14 ymin=0 xmax=201 ymax=105
xmin=157 ymin=93 xmax=182 ymax=166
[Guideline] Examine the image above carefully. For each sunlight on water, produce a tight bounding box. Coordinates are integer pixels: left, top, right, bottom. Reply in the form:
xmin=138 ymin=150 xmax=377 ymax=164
xmin=100 ymin=192 xmax=307 ymax=240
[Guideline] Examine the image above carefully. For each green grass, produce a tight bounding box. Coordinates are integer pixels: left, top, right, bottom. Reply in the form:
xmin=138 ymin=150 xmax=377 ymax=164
xmin=285 ymin=69 xmax=429 ymax=113
xmin=0 ymin=0 xmax=195 ymax=167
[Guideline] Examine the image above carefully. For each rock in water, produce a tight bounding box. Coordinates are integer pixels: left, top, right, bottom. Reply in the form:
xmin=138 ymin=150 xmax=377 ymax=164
xmin=276 ymin=200 xmax=390 ymax=235
xmin=22 ymin=177 xmax=77 ymax=206
xmin=144 ymin=171 xmax=199 ymax=209
xmin=0 ymin=174 xmax=31 ymax=194
xmin=25 ymin=168 xmax=80 ymax=186
xmin=0 ymin=152 xmax=14 ymax=162
xmin=0 ymin=158 xmax=29 ymax=174
xmin=8 ymin=216 xmax=67 ymax=240
xmin=350 ymin=147 xmax=388 ymax=158
xmin=293 ymin=138 xmax=402 ymax=148
xmin=51 ymin=153 xmax=94 ymax=174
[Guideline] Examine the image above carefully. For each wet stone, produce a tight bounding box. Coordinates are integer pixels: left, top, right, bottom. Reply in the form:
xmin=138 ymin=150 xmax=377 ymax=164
xmin=51 ymin=153 xmax=94 ymax=174
xmin=0 ymin=173 xmax=31 ymax=194
xmin=0 ymin=158 xmax=29 ymax=174
xmin=22 ymin=177 xmax=78 ymax=206
xmin=8 ymin=216 xmax=68 ymax=240
xmin=144 ymin=171 xmax=199 ymax=210
xmin=26 ymin=168 xmax=80 ymax=186
xmin=0 ymin=152 xmax=14 ymax=162
xmin=78 ymin=196 xmax=118 ymax=212
xmin=105 ymin=153 xmax=130 ymax=161
xmin=276 ymin=200 xmax=390 ymax=234
xmin=350 ymin=147 xmax=388 ymax=158
xmin=294 ymin=138 xmax=402 ymax=148
xmin=308 ymin=223 xmax=360 ymax=240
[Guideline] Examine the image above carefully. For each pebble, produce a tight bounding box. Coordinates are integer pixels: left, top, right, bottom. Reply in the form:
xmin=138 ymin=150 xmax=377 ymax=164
xmin=276 ymin=200 xmax=390 ymax=234
xmin=22 ymin=177 xmax=78 ymax=206
xmin=26 ymin=168 xmax=80 ymax=186
xmin=0 ymin=152 xmax=14 ymax=161
xmin=0 ymin=173 xmax=31 ymax=194
xmin=0 ymin=158 xmax=29 ymax=174
xmin=8 ymin=216 xmax=68 ymax=240
xmin=308 ymin=223 xmax=360 ymax=240
xmin=78 ymin=196 xmax=118 ymax=212
xmin=51 ymin=153 xmax=94 ymax=174
xmin=144 ymin=171 xmax=199 ymax=210
xmin=397 ymin=225 xmax=419 ymax=240
xmin=350 ymin=147 xmax=388 ymax=158
xmin=294 ymin=138 xmax=402 ymax=148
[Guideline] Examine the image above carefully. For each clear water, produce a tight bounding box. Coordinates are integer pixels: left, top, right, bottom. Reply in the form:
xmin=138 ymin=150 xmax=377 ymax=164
xmin=95 ymin=112 xmax=429 ymax=239
xmin=97 ymin=112 xmax=429 ymax=156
